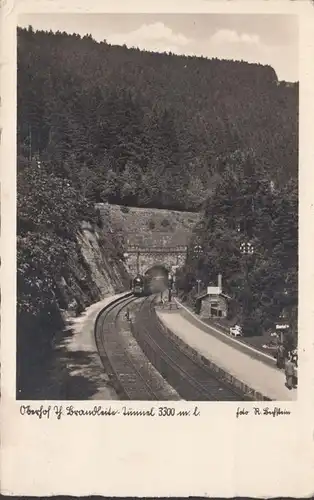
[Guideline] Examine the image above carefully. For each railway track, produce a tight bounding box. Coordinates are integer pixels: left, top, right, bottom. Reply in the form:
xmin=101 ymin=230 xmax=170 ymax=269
xmin=94 ymin=294 xmax=180 ymax=400
xmin=132 ymin=296 xmax=248 ymax=401
xmin=95 ymin=292 xmax=248 ymax=401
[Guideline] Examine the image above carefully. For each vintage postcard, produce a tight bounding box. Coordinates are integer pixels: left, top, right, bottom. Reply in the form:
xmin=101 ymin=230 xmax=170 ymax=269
xmin=1 ymin=0 xmax=313 ymax=496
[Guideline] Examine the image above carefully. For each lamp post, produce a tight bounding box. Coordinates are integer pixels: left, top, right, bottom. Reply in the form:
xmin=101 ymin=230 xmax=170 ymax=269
xmin=168 ymin=272 xmax=174 ymax=302
xmin=240 ymin=241 xmax=255 ymax=325
xmin=193 ymin=243 xmax=203 ymax=295
xmin=194 ymin=244 xmax=203 ymax=258
xmin=171 ymin=265 xmax=179 ymax=295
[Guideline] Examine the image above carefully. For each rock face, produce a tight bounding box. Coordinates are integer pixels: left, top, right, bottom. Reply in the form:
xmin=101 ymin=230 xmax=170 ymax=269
xmin=17 ymin=217 xmax=130 ymax=400
xmin=56 ymin=219 xmax=130 ymax=320
xmin=77 ymin=221 xmax=129 ymax=298
xmin=96 ymin=203 xmax=201 ymax=246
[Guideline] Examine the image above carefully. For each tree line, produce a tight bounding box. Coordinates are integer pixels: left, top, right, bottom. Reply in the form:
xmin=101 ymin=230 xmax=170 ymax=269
xmin=18 ymin=26 xmax=298 ymax=212
xmin=178 ymin=150 xmax=298 ymax=341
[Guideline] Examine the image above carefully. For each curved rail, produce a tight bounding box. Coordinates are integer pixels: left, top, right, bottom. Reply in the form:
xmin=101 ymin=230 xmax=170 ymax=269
xmin=153 ymin=304 xmax=271 ymax=401
xmin=95 ymin=294 xmax=158 ymax=399
xmin=132 ymin=296 xmax=248 ymax=401
xmin=94 ymin=293 xmax=180 ymax=400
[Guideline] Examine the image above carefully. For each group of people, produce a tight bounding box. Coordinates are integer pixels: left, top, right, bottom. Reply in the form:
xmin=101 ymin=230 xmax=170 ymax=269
xmin=276 ymin=345 xmax=298 ymax=390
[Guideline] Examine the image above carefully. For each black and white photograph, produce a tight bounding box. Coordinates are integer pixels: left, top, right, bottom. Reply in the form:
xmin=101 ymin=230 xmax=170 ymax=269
xmin=16 ymin=12 xmax=299 ymax=403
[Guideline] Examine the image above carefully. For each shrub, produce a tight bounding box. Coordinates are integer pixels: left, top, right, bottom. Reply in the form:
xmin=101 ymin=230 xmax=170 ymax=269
xmin=161 ymin=218 xmax=170 ymax=227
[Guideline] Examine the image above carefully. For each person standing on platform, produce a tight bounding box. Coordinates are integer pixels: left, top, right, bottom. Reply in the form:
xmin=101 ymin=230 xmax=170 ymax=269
xmin=285 ymin=352 xmax=294 ymax=390
xmin=276 ymin=343 xmax=285 ymax=369
xmin=291 ymin=350 xmax=298 ymax=388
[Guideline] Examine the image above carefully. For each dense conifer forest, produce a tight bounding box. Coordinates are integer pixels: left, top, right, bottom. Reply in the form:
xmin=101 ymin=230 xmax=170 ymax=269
xmin=17 ymin=24 xmax=298 ymax=391
xmin=17 ymin=26 xmax=298 ymax=211
xmin=178 ymin=150 xmax=298 ymax=338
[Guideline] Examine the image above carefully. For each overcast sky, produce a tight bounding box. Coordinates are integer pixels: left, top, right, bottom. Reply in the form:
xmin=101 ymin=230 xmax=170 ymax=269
xmin=18 ymin=14 xmax=298 ymax=82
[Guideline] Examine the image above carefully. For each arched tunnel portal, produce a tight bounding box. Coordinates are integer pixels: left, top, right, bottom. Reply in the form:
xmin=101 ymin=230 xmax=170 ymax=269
xmin=125 ymin=246 xmax=187 ymax=279
xmin=144 ymin=265 xmax=169 ymax=294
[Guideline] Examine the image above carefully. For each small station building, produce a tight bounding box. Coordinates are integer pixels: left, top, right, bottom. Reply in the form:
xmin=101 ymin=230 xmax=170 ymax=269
xmin=194 ymin=274 xmax=231 ymax=319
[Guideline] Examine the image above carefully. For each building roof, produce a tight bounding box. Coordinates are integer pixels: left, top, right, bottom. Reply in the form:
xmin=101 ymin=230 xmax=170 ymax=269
xmin=207 ymin=286 xmax=221 ymax=295
xmin=197 ymin=291 xmax=232 ymax=301
xmin=195 ymin=292 xmax=209 ymax=300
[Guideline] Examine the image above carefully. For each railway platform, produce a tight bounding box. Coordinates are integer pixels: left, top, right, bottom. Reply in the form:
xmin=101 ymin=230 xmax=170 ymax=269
xmin=156 ymin=303 xmax=297 ymax=401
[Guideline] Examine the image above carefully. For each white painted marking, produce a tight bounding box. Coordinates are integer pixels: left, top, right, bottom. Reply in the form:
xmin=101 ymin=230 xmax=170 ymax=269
xmin=174 ymin=298 xmax=275 ymax=362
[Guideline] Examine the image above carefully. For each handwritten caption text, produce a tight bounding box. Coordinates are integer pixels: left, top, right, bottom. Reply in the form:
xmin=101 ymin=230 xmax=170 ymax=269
xmin=20 ymin=404 xmax=201 ymax=420
xmin=236 ymin=406 xmax=291 ymax=418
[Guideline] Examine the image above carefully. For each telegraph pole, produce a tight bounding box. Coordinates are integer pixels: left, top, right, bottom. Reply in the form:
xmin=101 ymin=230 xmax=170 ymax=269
xmin=193 ymin=243 xmax=203 ymax=295
xmin=240 ymin=241 xmax=255 ymax=325
xmin=168 ymin=273 xmax=173 ymax=302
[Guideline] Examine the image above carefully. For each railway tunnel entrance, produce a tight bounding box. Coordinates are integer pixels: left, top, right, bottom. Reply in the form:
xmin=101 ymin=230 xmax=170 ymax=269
xmin=125 ymin=246 xmax=187 ymax=277
xmin=144 ymin=265 xmax=169 ymax=294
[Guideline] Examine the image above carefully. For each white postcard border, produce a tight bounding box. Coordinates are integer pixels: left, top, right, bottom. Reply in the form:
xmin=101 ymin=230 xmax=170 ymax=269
xmin=1 ymin=0 xmax=313 ymax=496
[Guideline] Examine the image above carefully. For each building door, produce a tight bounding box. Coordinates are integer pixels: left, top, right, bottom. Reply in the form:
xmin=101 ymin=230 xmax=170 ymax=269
xmin=210 ymin=307 xmax=217 ymax=317
xmin=210 ymin=301 xmax=218 ymax=317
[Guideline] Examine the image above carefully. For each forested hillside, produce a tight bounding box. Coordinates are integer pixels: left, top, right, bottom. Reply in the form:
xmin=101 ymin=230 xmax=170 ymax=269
xmin=17 ymin=26 xmax=298 ymax=211
xmin=17 ymin=25 xmax=298 ymax=395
